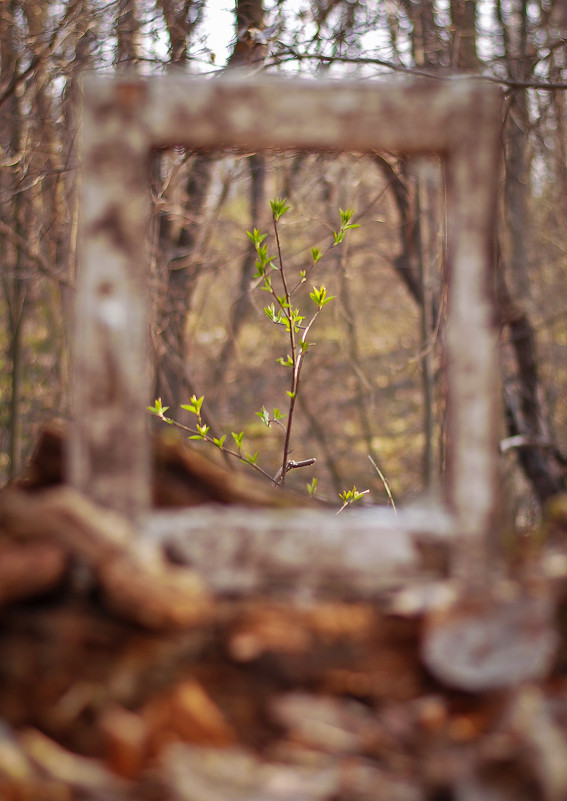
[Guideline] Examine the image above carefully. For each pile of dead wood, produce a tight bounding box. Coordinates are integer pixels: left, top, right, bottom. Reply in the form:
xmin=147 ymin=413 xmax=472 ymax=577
xmin=2 ymin=425 xmax=567 ymax=800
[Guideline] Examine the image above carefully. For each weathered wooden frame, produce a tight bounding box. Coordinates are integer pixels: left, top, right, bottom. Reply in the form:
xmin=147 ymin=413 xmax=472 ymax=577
xmin=71 ymin=74 xmax=501 ymax=582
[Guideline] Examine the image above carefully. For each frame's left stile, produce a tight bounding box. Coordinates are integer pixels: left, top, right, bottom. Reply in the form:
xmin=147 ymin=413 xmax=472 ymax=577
xmin=70 ymin=80 xmax=153 ymax=521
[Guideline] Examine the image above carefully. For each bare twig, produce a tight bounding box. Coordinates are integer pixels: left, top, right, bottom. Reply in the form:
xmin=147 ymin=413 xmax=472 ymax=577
xmin=499 ymin=435 xmax=556 ymax=454
xmin=269 ymin=47 xmax=567 ymax=91
xmin=0 ymin=219 xmax=74 ymax=287
xmin=368 ymin=455 xmax=397 ymax=517
xmin=273 ymin=457 xmax=316 ymax=485
xmin=0 ymin=55 xmax=42 ymax=110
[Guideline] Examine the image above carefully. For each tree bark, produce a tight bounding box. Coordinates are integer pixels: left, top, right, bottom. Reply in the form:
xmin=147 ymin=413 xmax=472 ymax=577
xmin=155 ymin=0 xmax=266 ymax=410
xmin=494 ymin=1 xmax=566 ymax=504
xmin=0 ymin=0 xmax=26 ymax=480
xmin=498 ymin=267 xmax=566 ymax=504
xmin=115 ymin=0 xmax=140 ymax=70
xmin=213 ymin=152 xmax=266 ymax=389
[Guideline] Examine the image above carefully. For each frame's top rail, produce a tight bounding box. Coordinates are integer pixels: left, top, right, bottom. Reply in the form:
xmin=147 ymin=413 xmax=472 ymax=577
xmin=82 ymin=73 xmax=502 ymax=154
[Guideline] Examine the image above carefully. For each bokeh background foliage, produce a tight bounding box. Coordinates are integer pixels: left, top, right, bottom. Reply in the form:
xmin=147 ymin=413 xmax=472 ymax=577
xmin=2 ymin=0 xmax=567 ymax=520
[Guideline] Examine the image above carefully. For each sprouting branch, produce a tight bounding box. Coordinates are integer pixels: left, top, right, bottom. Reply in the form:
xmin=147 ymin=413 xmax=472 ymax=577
xmin=250 ymin=203 xmax=358 ymax=487
xmin=148 ymin=398 xmax=279 ymax=486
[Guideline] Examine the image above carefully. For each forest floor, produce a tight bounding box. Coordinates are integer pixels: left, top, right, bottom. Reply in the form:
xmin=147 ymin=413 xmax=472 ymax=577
xmin=1 ymin=425 xmax=567 ymax=801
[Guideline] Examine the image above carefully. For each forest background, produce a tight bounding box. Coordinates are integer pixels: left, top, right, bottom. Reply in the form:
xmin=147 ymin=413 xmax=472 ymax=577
xmin=2 ymin=0 xmax=567 ymax=524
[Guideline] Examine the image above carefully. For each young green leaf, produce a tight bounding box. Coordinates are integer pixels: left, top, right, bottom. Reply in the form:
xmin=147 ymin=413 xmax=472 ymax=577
xmin=339 ymin=208 xmax=354 ymax=225
xmin=181 ymin=394 xmax=204 ymax=417
xmin=270 ymin=197 xmax=290 ymax=221
xmin=289 ymin=308 xmax=305 ymax=331
xmin=307 ymin=477 xmax=318 ymax=497
xmin=338 ymin=209 xmax=359 ymax=233
xmin=213 ymin=434 xmax=226 ymax=449
xmin=337 ymin=486 xmax=370 ymax=513
xmin=256 ymin=405 xmax=271 ymax=427
xmin=232 ymin=431 xmax=244 ymax=449
xmin=264 ymin=304 xmax=277 ymax=322
xmin=311 ymin=247 xmax=322 ymax=264
xmin=148 ymin=398 xmax=169 ymax=417
xmin=247 ymin=228 xmax=267 ymax=246
xmin=310 ymin=285 xmax=336 ymax=309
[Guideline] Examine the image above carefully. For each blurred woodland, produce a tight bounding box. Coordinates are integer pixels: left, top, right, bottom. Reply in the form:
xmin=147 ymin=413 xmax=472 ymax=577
xmin=5 ymin=3 xmax=567 ymax=800
xmin=2 ymin=0 xmax=567 ymax=521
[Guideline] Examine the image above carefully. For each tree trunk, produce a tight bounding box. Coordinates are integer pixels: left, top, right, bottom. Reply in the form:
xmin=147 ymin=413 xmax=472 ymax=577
xmin=213 ymin=153 xmax=266 ymax=389
xmin=495 ymin=0 xmax=565 ymax=505
xmin=0 ymin=0 xmax=26 ymax=480
xmin=498 ymin=267 xmax=565 ymax=504
xmin=374 ymin=154 xmax=442 ymax=491
xmin=116 ymin=0 xmax=140 ymax=70
xmin=155 ymin=0 xmax=266 ymax=410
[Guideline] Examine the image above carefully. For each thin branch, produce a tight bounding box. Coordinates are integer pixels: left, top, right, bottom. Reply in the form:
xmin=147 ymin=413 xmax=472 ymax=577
xmin=0 ymin=219 xmax=74 ymax=287
xmin=0 ymin=56 xmax=42 ymax=110
xmin=499 ymin=435 xmax=556 ymax=454
xmin=272 ymin=214 xmax=297 ymax=487
xmin=368 ymin=455 xmax=397 ymax=517
xmin=0 ymin=0 xmax=85 ymax=109
xmin=269 ymin=47 xmax=567 ymax=91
